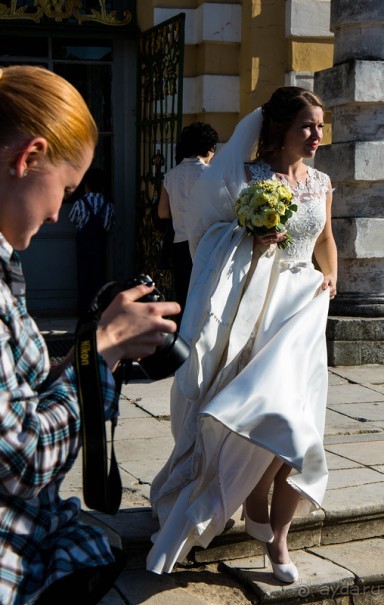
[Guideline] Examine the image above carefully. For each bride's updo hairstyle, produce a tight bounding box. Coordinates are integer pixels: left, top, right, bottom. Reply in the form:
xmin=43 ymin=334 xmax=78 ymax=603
xmin=256 ymin=86 xmax=324 ymax=160
xmin=0 ymin=65 xmax=98 ymax=166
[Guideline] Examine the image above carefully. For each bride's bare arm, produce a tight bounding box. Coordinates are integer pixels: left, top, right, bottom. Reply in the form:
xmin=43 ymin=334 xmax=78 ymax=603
xmin=314 ymin=185 xmax=338 ymax=299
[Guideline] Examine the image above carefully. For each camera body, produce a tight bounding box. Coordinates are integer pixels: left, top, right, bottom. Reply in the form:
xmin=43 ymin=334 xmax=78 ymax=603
xmin=85 ymin=274 xmax=190 ymax=380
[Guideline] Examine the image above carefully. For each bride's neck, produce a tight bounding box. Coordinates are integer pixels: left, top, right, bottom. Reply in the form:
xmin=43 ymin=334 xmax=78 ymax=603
xmin=266 ymin=154 xmax=305 ymax=179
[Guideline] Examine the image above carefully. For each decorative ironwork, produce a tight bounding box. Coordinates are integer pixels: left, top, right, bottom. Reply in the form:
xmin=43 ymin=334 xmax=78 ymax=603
xmin=136 ymin=13 xmax=185 ymax=299
xmin=0 ymin=0 xmax=132 ymax=25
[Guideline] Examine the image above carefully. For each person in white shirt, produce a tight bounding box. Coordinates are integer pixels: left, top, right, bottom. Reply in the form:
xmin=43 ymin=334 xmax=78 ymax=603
xmin=157 ymin=122 xmax=218 ymax=325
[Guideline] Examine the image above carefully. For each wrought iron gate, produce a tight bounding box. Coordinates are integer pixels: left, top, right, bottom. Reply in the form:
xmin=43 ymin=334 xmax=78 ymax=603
xmin=136 ymin=13 xmax=185 ymax=299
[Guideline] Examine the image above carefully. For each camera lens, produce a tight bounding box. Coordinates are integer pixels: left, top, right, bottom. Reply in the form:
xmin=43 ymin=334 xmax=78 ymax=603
xmin=139 ymin=332 xmax=190 ymax=380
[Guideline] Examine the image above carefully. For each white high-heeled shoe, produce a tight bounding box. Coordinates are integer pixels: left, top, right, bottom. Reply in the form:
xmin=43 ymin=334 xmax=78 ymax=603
xmin=241 ymin=505 xmax=274 ymax=543
xmin=260 ymin=541 xmax=299 ymax=583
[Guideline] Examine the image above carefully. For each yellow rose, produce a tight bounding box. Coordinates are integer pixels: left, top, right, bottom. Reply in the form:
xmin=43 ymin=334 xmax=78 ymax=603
xmin=263 ymin=208 xmax=280 ymax=228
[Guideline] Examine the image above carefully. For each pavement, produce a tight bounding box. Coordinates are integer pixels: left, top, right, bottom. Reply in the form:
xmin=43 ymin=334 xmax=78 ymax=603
xmin=37 ymin=316 xmax=384 ymax=605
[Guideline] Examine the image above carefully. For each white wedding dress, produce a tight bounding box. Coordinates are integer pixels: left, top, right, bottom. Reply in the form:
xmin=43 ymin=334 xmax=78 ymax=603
xmin=146 ymin=142 xmax=332 ymax=574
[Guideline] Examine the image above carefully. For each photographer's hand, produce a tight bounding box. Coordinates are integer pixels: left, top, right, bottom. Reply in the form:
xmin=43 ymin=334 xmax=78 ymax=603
xmin=96 ymin=284 xmax=181 ymax=371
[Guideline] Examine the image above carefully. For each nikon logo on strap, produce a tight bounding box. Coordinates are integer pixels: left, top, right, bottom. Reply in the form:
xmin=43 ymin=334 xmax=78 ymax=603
xmin=80 ymin=339 xmax=91 ymax=366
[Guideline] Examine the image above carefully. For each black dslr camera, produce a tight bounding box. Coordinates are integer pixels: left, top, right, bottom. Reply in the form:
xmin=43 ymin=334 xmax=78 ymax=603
xmin=84 ymin=273 xmax=190 ymax=381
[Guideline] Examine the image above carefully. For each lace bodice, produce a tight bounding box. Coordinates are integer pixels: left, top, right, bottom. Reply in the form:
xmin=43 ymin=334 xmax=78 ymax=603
xmin=246 ymin=161 xmax=330 ymax=261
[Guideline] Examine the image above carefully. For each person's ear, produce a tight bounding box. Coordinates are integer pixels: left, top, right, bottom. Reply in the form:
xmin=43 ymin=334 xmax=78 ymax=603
xmin=10 ymin=137 xmax=48 ymax=178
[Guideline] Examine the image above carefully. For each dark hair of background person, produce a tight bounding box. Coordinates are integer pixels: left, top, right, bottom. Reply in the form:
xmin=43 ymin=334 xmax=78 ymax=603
xmin=82 ymin=167 xmax=105 ymax=193
xmin=175 ymin=122 xmax=219 ymax=165
xmin=257 ymin=86 xmax=325 ymax=161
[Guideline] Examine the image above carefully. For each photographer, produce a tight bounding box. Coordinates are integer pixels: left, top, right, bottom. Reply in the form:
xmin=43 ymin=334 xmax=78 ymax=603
xmin=0 ymin=65 xmax=180 ymax=605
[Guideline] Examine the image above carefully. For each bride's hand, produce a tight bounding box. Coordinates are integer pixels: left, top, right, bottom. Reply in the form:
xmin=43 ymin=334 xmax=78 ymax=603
xmin=253 ymin=231 xmax=287 ymax=249
xmin=322 ymin=275 xmax=337 ymax=299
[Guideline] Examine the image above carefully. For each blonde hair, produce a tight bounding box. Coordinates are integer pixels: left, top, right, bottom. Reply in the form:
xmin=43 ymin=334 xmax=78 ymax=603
xmin=0 ymin=65 xmax=98 ymax=165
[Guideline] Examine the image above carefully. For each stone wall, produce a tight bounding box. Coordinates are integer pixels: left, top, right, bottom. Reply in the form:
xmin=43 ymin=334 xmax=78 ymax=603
xmin=315 ymin=0 xmax=384 ymax=364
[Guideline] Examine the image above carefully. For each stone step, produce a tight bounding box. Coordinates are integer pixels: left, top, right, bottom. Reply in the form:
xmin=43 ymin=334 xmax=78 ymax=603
xmin=191 ymin=505 xmax=384 ymax=566
xmin=87 ymin=498 xmax=384 ymax=568
xmin=85 ymin=511 xmax=384 ymax=604
xmin=222 ymin=538 xmax=384 ymax=605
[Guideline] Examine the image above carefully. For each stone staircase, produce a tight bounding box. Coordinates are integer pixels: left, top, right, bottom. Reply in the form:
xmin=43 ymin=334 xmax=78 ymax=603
xmin=88 ymin=487 xmax=384 ymax=605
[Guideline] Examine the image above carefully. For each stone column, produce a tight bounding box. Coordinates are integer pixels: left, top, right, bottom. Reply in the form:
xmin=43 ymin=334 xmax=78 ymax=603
xmin=314 ymin=0 xmax=384 ymax=365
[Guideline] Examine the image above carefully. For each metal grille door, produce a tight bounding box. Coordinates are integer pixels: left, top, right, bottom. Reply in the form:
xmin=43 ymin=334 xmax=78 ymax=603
xmin=136 ymin=13 xmax=185 ymax=298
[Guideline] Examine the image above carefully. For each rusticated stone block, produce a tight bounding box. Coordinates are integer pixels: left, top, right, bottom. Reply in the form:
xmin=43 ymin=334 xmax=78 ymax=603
xmin=334 ymin=25 xmax=384 ymax=64
xmin=361 ymin=341 xmax=384 ymax=364
xmin=331 ymin=0 xmax=384 ymax=28
xmin=335 ymin=258 xmax=384 ymax=294
xmin=332 ymin=105 xmax=384 ymax=143
xmin=315 ymin=60 xmax=384 ymax=107
xmin=332 ymin=218 xmax=384 ymax=259
xmin=327 ymin=317 xmax=384 ymax=341
xmin=327 ymin=340 xmax=384 ymax=366
xmin=326 ymin=317 xmax=384 ymax=365
xmin=332 ymin=182 xmax=384 ymax=218
xmin=327 ymin=341 xmax=362 ymax=366
xmin=316 ymin=141 xmax=384 ymax=182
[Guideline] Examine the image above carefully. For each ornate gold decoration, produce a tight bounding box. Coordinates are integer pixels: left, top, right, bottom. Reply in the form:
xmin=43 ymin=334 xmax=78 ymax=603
xmin=0 ymin=0 xmax=132 ymax=25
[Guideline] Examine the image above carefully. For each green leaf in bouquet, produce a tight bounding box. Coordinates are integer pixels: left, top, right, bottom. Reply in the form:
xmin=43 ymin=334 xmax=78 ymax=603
xmin=277 ymin=232 xmax=293 ymax=249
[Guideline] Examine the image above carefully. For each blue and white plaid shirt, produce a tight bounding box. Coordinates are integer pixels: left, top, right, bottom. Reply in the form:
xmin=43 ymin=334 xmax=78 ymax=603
xmin=69 ymin=192 xmax=115 ymax=232
xmin=0 ymin=234 xmax=118 ymax=605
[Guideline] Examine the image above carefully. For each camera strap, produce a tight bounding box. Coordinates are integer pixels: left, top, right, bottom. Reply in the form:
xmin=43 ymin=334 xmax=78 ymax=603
xmin=75 ymin=323 xmax=122 ymax=515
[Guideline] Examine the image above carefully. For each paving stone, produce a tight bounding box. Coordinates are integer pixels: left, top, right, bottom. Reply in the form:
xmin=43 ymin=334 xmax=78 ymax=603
xmin=121 ymin=377 xmax=173 ymax=418
xmin=118 ymin=400 xmax=151 ymax=419
xmin=308 ymin=538 xmax=384 ymax=584
xmin=325 ymin=440 xmax=384 ymax=466
xmin=328 ymin=371 xmax=349 ymax=386
xmin=325 ymin=466 xmax=384 ymax=490
xmin=330 ymin=365 xmax=384 ymax=386
xmin=114 ymin=569 xmax=208 ymax=604
xmin=328 ymin=401 xmax=384 ymax=421
xmin=321 ymin=481 xmax=384 ymax=519
xmin=370 ymin=421 xmax=384 ymax=432
xmin=119 ymin=456 xmax=166 ymax=485
xmin=327 ymin=383 xmax=384 ymax=405
xmin=114 ymin=435 xmax=173 ymax=463
xmin=324 ymin=409 xmax=380 ymax=436
xmin=115 ymin=417 xmax=171 ymax=440
xmin=114 ymin=566 xmax=255 ymax=604
xmin=223 ymin=549 xmax=354 ymax=602
xmin=325 ymin=450 xmax=364 ymax=470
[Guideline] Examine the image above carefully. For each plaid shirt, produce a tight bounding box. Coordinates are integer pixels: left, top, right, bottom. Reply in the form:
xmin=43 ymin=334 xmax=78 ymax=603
xmin=69 ymin=192 xmax=115 ymax=232
xmin=0 ymin=234 xmax=118 ymax=605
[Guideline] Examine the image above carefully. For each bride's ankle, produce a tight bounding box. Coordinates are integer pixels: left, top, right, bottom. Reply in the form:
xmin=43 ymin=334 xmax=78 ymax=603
xmin=268 ymin=539 xmax=290 ymax=564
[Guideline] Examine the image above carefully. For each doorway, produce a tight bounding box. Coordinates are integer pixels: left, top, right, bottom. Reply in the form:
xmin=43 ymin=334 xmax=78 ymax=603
xmin=0 ymin=34 xmax=137 ymax=314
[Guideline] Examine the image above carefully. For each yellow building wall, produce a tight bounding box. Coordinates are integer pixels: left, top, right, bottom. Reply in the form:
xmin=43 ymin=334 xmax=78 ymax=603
xmin=136 ymin=1 xmax=334 ymax=142
xmin=289 ymin=41 xmax=334 ymax=73
xmin=240 ymin=0 xmax=287 ymax=115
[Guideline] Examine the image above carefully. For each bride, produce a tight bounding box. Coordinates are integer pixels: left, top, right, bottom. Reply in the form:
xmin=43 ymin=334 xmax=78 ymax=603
xmin=146 ymin=86 xmax=338 ymax=583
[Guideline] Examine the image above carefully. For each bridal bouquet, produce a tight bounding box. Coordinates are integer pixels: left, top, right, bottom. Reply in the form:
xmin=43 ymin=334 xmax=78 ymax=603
xmin=235 ymin=180 xmax=298 ymax=249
